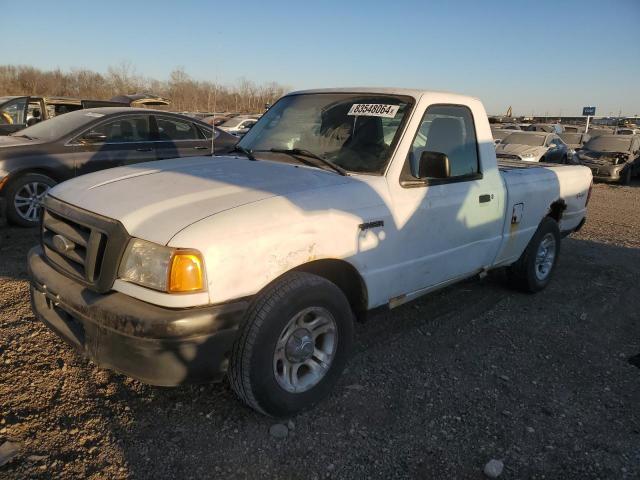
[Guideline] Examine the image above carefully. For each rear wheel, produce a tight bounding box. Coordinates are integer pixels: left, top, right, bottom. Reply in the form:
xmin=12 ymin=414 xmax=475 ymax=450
xmin=4 ymin=173 xmax=56 ymax=227
xmin=229 ymin=272 xmax=354 ymax=417
xmin=507 ymin=217 xmax=560 ymax=293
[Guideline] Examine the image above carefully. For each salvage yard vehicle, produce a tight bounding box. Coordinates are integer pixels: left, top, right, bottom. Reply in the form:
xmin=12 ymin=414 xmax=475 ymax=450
xmin=0 ymin=94 xmax=170 ymax=136
xmin=495 ymin=131 xmax=573 ymax=163
xmin=218 ymin=115 xmax=259 ymax=137
xmin=491 ymin=127 xmax=515 ymax=144
xmin=576 ymin=134 xmax=640 ymax=184
xmin=28 ymin=88 xmax=592 ymax=416
xmin=0 ymin=108 xmax=237 ymax=226
xmin=559 ymin=132 xmax=591 ymax=150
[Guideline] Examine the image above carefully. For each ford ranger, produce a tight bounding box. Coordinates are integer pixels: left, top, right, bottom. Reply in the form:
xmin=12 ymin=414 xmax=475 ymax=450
xmin=28 ymin=88 xmax=593 ymax=416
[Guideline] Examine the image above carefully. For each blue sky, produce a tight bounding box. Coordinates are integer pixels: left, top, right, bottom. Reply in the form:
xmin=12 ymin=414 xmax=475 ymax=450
xmin=3 ymin=0 xmax=639 ymax=115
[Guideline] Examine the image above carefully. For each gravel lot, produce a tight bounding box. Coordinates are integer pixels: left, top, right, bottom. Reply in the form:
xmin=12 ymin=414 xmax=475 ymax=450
xmin=1 ymin=181 xmax=639 ymax=479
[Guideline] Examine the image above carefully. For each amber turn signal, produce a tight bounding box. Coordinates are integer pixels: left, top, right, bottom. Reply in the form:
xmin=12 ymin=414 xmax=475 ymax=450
xmin=168 ymin=251 xmax=204 ymax=293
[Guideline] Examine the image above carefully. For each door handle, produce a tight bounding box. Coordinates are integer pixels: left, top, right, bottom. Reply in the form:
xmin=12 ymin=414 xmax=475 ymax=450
xmin=479 ymin=194 xmax=492 ymax=203
xmin=136 ymin=147 xmax=153 ymax=152
xmin=193 ymin=146 xmax=208 ymax=150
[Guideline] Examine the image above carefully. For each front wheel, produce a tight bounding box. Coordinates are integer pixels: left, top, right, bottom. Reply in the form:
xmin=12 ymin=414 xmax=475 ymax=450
xmin=507 ymin=217 xmax=561 ymax=293
xmin=4 ymin=173 xmax=56 ymax=227
xmin=229 ymin=272 xmax=354 ymax=417
xmin=620 ymin=167 xmax=632 ymax=185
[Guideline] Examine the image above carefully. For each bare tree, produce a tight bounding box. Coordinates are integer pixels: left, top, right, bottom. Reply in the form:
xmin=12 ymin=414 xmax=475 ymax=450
xmin=0 ymin=63 xmax=289 ymax=113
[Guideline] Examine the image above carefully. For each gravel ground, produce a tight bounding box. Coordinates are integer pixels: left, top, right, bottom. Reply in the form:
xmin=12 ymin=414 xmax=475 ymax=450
xmin=1 ymin=181 xmax=639 ymax=479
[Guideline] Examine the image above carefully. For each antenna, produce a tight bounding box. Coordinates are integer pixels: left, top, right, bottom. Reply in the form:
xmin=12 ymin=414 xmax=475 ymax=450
xmin=211 ymin=81 xmax=217 ymax=156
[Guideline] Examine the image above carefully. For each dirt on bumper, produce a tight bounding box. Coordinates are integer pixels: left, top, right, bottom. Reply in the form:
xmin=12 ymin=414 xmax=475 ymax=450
xmin=28 ymin=246 xmax=247 ymax=386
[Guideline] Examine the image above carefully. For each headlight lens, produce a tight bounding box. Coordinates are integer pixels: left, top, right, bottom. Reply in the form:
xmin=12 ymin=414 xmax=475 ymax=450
xmin=118 ymin=238 xmax=205 ymax=293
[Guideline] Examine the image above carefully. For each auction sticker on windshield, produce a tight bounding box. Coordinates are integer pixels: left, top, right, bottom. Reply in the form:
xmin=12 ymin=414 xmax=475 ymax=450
xmin=85 ymin=112 xmax=105 ymax=118
xmin=348 ymin=104 xmax=399 ymax=118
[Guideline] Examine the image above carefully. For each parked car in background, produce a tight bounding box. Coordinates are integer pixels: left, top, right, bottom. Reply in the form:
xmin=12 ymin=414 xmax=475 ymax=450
xmin=496 ymin=131 xmax=573 ymax=163
xmin=563 ymin=125 xmax=585 ymax=133
xmin=524 ymin=123 xmax=564 ymax=134
xmin=587 ymin=127 xmax=614 ymax=137
xmin=559 ymin=132 xmax=591 ymax=150
xmin=203 ymin=115 xmax=231 ymax=127
xmin=0 ymin=108 xmax=237 ymax=226
xmin=615 ymin=127 xmax=640 ymax=135
xmin=218 ymin=115 xmax=259 ymax=137
xmin=0 ymin=96 xmax=120 ymax=135
xmin=0 ymin=93 xmax=170 ymax=136
xmin=491 ymin=127 xmax=515 ymax=144
xmin=575 ymin=135 xmax=640 ymax=184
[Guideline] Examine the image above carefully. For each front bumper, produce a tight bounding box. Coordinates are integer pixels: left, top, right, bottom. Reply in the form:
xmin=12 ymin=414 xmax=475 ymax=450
xmin=582 ymin=163 xmax=624 ymax=182
xmin=28 ymin=246 xmax=248 ymax=386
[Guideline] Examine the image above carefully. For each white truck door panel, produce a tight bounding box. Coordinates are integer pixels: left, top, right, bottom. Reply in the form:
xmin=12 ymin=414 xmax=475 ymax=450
xmin=383 ymin=98 xmax=504 ymax=300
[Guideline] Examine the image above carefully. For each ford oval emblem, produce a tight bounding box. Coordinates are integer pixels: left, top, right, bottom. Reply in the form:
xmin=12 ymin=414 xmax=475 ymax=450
xmin=52 ymin=234 xmax=75 ymax=253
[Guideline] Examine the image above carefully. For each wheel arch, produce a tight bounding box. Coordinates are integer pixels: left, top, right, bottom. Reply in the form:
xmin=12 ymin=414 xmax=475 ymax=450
xmin=546 ymin=198 xmax=566 ymax=223
xmin=0 ymin=167 xmax=61 ymax=195
xmin=291 ymin=259 xmax=369 ymax=321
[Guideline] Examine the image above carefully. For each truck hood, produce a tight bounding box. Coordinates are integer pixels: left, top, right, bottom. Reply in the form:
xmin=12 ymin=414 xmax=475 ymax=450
xmin=49 ymin=156 xmax=352 ymax=245
xmin=495 ymin=144 xmax=548 ymax=159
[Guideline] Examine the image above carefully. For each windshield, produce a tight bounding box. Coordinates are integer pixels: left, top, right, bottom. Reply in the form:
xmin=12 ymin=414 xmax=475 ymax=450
xmin=560 ymin=133 xmax=582 ymax=144
xmin=584 ymin=136 xmax=632 ymax=152
xmin=10 ymin=109 xmax=99 ymax=141
xmin=501 ymin=133 xmax=546 ymax=147
xmin=238 ymin=93 xmax=413 ymax=174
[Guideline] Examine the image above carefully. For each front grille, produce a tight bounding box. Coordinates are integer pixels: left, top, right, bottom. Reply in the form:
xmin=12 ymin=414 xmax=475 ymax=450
xmin=42 ymin=209 xmax=106 ymax=282
xmin=41 ymin=196 xmax=130 ymax=293
xmin=496 ymin=153 xmax=519 ymax=160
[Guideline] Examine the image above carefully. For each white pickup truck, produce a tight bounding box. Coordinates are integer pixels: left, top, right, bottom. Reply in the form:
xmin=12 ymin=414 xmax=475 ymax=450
xmin=29 ymin=88 xmax=592 ymax=416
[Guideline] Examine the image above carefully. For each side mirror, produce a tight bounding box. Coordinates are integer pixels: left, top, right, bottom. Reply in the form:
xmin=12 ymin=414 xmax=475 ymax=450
xmin=81 ymin=131 xmax=107 ymax=143
xmin=549 ymin=143 xmax=557 ymax=148
xmin=413 ymin=151 xmax=450 ymax=179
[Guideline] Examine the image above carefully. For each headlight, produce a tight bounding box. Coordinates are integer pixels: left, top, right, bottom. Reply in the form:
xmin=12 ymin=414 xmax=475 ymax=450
xmin=118 ymin=238 xmax=205 ymax=293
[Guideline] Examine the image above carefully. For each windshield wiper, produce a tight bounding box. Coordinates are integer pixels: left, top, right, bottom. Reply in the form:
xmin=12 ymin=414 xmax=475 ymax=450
xmin=10 ymin=134 xmax=35 ymax=140
xmin=230 ymin=145 xmax=256 ymax=161
xmin=268 ymin=148 xmax=347 ymax=176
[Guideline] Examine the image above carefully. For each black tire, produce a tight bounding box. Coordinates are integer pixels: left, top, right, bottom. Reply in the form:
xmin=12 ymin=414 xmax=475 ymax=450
xmin=507 ymin=216 xmax=561 ymax=293
xmin=4 ymin=173 xmax=56 ymax=227
xmin=229 ymin=272 xmax=354 ymax=417
xmin=620 ymin=167 xmax=632 ymax=185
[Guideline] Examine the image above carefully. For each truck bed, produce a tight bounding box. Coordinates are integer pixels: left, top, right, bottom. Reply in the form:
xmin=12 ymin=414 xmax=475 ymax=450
xmin=493 ymin=158 xmax=591 ymax=267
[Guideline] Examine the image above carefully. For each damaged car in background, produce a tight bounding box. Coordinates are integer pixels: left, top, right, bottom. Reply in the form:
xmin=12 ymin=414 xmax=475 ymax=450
xmin=576 ymin=134 xmax=640 ymax=184
xmin=0 ymin=93 xmax=170 ymax=136
xmin=495 ymin=131 xmax=573 ymax=163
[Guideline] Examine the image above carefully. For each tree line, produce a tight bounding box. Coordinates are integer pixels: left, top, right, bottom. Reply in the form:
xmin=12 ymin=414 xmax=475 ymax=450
xmin=0 ymin=63 xmax=289 ymax=113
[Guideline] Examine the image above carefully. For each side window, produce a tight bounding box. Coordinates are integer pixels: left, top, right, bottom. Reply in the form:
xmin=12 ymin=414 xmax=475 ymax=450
xmin=81 ymin=116 xmax=152 ymax=143
xmin=199 ymin=125 xmax=220 ymax=139
xmin=410 ymin=104 xmax=479 ymax=178
xmin=0 ymin=98 xmax=27 ymax=125
xmin=156 ymin=117 xmax=203 ymax=141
